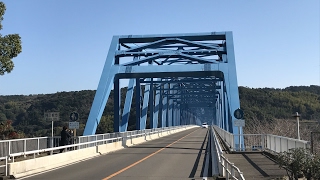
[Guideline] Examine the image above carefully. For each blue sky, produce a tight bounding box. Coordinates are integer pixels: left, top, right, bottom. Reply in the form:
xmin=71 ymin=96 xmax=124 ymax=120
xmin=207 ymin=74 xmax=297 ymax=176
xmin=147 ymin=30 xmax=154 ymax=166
xmin=0 ymin=0 xmax=319 ymax=95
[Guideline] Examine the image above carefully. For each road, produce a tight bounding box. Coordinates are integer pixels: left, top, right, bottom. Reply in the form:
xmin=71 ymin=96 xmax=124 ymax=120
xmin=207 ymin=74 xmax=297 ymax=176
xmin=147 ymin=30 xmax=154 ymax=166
xmin=18 ymin=127 xmax=208 ymax=180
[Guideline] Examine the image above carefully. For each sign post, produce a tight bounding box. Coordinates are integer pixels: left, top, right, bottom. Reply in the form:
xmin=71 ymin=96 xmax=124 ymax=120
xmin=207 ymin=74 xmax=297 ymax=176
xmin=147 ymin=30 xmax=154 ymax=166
xmin=69 ymin=121 xmax=79 ymax=145
xmin=44 ymin=112 xmax=60 ymax=149
xmin=69 ymin=112 xmax=79 ymax=137
xmin=234 ymin=109 xmax=244 ymax=151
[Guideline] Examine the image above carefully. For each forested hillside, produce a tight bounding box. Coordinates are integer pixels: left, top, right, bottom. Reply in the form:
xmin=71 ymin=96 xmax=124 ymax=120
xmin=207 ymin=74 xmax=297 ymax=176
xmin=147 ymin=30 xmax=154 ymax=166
xmin=240 ymin=85 xmax=320 ymax=121
xmin=0 ymin=85 xmax=319 ymax=138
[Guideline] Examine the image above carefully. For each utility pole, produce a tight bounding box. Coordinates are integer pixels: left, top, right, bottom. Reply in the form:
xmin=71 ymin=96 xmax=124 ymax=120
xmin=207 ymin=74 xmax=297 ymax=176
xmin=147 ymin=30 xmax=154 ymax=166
xmin=293 ymin=112 xmax=300 ymax=140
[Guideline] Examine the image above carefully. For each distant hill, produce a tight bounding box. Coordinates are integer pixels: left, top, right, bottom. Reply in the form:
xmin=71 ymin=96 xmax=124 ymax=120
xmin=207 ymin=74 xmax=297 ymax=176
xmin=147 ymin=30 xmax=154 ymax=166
xmin=0 ymin=85 xmax=319 ymax=138
xmin=240 ymin=85 xmax=320 ymax=121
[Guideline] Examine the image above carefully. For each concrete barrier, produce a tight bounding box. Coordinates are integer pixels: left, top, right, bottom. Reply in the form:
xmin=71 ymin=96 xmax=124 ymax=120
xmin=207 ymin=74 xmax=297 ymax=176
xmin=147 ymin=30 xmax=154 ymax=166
xmin=8 ymin=146 xmax=98 ymax=178
xmin=8 ymin=126 xmax=197 ymax=178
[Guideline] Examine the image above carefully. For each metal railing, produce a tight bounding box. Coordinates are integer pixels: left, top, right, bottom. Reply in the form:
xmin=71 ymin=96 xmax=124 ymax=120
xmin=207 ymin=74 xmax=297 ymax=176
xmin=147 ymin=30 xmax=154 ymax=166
xmin=9 ymin=129 xmax=172 ymax=161
xmin=0 ymin=126 xmax=184 ymax=159
xmin=220 ymin=155 xmax=245 ymax=180
xmin=9 ymin=137 xmax=123 ymax=162
xmin=0 ymin=137 xmax=50 ymax=158
xmin=213 ymin=125 xmax=234 ymax=150
xmin=213 ymin=125 xmax=310 ymax=153
xmin=0 ymin=125 xmax=189 ymax=176
xmin=5 ymin=127 xmax=187 ymax=155
xmin=210 ymin=126 xmax=245 ymax=180
xmin=0 ymin=156 xmax=8 ymax=176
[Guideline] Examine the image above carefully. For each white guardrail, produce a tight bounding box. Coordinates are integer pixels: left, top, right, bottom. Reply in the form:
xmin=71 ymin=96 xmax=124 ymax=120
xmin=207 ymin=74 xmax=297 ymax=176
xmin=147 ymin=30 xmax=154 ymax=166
xmin=0 ymin=156 xmax=8 ymax=176
xmin=211 ymin=126 xmax=245 ymax=180
xmin=211 ymin=125 xmax=310 ymax=180
xmin=0 ymin=126 xmax=190 ymax=176
xmin=213 ymin=125 xmax=310 ymax=153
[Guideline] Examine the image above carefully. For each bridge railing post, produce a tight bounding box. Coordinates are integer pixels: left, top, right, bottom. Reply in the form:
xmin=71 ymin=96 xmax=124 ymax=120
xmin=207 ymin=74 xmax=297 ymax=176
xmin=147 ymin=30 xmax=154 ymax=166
xmin=239 ymin=172 xmax=245 ymax=180
xmin=78 ymin=137 xmax=80 ymax=150
xmin=230 ymin=163 xmax=235 ymax=177
xmin=219 ymin=158 xmax=224 ymax=177
xmin=37 ymin=138 xmax=40 ymax=155
xmin=225 ymin=160 xmax=229 ymax=179
xmin=5 ymin=155 xmax=8 ymax=176
xmin=261 ymin=135 xmax=265 ymax=150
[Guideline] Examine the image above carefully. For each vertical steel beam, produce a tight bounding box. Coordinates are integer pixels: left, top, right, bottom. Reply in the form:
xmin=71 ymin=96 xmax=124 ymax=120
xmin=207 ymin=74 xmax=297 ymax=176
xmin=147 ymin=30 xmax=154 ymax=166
xmin=177 ymin=104 xmax=181 ymax=125
xmin=168 ymin=84 xmax=173 ymax=127
xmin=158 ymin=84 xmax=163 ymax=128
xmin=136 ymin=78 xmax=141 ymax=130
xmin=113 ymin=55 xmax=121 ymax=132
xmin=141 ymin=79 xmax=151 ymax=130
xmin=149 ymin=79 xmax=154 ymax=128
xmin=114 ymin=77 xmax=120 ymax=132
xmin=153 ymin=82 xmax=161 ymax=128
xmin=223 ymin=88 xmax=229 ymax=131
xmin=121 ymin=79 xmax=135 ymax=132
xmin=162 ymin=83 xmax=168 ymax=127
xmin=172 ymin=102 xmax=178 ymax=126
xmin=221 ymin=84 xmax=226 ymax=130
xmin=225 ymin=32 xmax=241 ymax=134
xmin=175 ymin=103 xmax=178 ymax=126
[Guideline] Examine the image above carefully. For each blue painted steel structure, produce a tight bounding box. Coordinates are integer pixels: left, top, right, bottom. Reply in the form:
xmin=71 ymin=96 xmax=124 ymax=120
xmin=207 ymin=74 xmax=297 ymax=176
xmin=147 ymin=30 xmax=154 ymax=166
xmin=83 ymin=32 xmax=242 ymax=147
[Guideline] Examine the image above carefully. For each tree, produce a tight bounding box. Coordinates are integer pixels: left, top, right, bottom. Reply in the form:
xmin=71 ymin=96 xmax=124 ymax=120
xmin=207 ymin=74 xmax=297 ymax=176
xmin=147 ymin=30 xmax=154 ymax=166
xmin=0 ymin=2 xmax=22 ymax=75
xmin=96 ymin=115 xmax=114 ymax=134
xmin=0 ymin=112 xmax=6 ymax=121
xmin=0 ymin=120 xmax=24 ymax=139
xmin=276 ymin=148 xmax=320 ymax=180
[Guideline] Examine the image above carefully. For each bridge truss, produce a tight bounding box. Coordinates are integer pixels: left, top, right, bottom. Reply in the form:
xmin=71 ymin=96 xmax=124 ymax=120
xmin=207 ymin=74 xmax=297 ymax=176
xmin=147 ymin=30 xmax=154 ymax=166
xmin=83 ymin=31 xmax=241 ymax=137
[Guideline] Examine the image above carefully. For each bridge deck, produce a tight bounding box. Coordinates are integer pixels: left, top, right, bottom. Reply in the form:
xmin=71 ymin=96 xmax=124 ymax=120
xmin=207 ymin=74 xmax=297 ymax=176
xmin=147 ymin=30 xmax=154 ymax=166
xmin=18 ymin=128 xmax=208 ymax=180
xmin=223 ymin=153 xmax=287 ymax=180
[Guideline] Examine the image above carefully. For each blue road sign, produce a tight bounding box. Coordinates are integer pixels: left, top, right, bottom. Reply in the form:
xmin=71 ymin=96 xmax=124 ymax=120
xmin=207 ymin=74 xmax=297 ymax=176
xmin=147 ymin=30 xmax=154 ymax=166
xmin=70 ymin=112 xmax=79 ymax=121
xmin=234 ymin=109 xmax=244 ymax=119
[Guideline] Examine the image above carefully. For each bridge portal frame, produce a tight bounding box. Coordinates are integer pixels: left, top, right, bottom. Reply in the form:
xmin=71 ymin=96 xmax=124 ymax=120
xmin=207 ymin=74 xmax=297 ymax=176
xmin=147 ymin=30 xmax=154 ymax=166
xmin=83 ymin=32 xmax=241 ymax=140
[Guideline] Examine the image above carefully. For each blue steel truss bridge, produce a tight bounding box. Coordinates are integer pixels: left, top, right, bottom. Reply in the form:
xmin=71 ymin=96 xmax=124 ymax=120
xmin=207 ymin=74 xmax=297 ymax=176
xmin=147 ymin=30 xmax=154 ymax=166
xmin=83 ymin=31 xmax=242 ymax=146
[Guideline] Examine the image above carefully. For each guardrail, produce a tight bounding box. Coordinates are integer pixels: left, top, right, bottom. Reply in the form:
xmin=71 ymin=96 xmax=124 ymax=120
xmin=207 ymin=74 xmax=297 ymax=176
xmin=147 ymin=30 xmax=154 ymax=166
xmin=213 ymin=125 xmax=310 ymax=153
xmin=0 ymin=156 xmax=8 ymax=176
xmin=0 ymin=126 xmax=183 ymax=159
xmin=210 ymin=126 xmax=245 ymax=180
xmin=9 ymin=137 xmax=123 ymax=162
xmin=0 ymin=137 xmax=50 ymax=158
xmin=1 ymin=125 xmax=190 ymax=176
xmin=220 ymin=155 xmax=245 ymax=180
xmin=7 ymin=126 xmax=184 ymax=159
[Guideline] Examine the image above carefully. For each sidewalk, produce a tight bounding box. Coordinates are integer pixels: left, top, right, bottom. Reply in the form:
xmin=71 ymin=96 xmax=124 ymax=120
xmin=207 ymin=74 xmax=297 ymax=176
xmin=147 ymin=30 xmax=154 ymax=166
xmin=224 ymin=152 xmax=287 ymax=180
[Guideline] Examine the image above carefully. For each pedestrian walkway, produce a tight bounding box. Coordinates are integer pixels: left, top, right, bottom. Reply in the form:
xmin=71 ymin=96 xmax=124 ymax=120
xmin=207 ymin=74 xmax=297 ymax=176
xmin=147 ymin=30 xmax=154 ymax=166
xmin=224 ymin=152 xmax=287 ymax=180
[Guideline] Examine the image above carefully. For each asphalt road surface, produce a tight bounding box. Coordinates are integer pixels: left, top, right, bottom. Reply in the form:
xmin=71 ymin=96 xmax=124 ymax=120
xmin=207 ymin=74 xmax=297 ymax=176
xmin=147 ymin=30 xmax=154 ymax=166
xmin=18 ymin=127 xmax=208 ymax=180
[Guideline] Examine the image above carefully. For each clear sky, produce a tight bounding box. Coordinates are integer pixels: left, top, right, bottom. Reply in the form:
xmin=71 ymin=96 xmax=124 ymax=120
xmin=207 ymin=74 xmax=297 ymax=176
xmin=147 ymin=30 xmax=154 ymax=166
xmin=0 ymin=1 xmax=319 ymax=95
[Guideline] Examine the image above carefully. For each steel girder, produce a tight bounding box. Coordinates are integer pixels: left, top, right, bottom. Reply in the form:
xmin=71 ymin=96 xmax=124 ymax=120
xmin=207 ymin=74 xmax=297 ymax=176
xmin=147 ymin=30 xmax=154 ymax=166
xmin=83 ymin=32 xmax=241 ymax=146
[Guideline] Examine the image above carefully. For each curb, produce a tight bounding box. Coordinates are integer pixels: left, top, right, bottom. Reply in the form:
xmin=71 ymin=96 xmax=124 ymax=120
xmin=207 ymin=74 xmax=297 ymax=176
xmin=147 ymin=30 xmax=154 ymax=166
xmin=0 ymin=176 xmax=10 ymax=180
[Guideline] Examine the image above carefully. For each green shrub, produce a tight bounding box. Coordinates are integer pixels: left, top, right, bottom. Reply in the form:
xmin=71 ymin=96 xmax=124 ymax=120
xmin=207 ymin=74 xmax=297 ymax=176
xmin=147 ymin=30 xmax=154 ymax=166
xmin=276 ymin=148 xmax=320 ymax=180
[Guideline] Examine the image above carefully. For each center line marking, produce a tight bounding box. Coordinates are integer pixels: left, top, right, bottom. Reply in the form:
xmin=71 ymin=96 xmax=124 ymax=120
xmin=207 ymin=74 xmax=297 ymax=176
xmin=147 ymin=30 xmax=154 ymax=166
xmin=102 ymin=129 xmax=197 ymax=180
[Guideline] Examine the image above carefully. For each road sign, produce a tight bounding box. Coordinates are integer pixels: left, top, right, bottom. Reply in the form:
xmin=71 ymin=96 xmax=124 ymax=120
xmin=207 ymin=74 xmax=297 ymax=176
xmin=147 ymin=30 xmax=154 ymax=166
xmin=69 ymin=122 xmax=79 ymax=129
xmin=44 ymin=112 xmax=60 ymax=121
xmin=234 ymin=108 xmax=244 ymax=119
xmin=234 ymin=119 xmax=245 ymax=127
xmin=70 ymin=112 xmax=79 ymax=121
